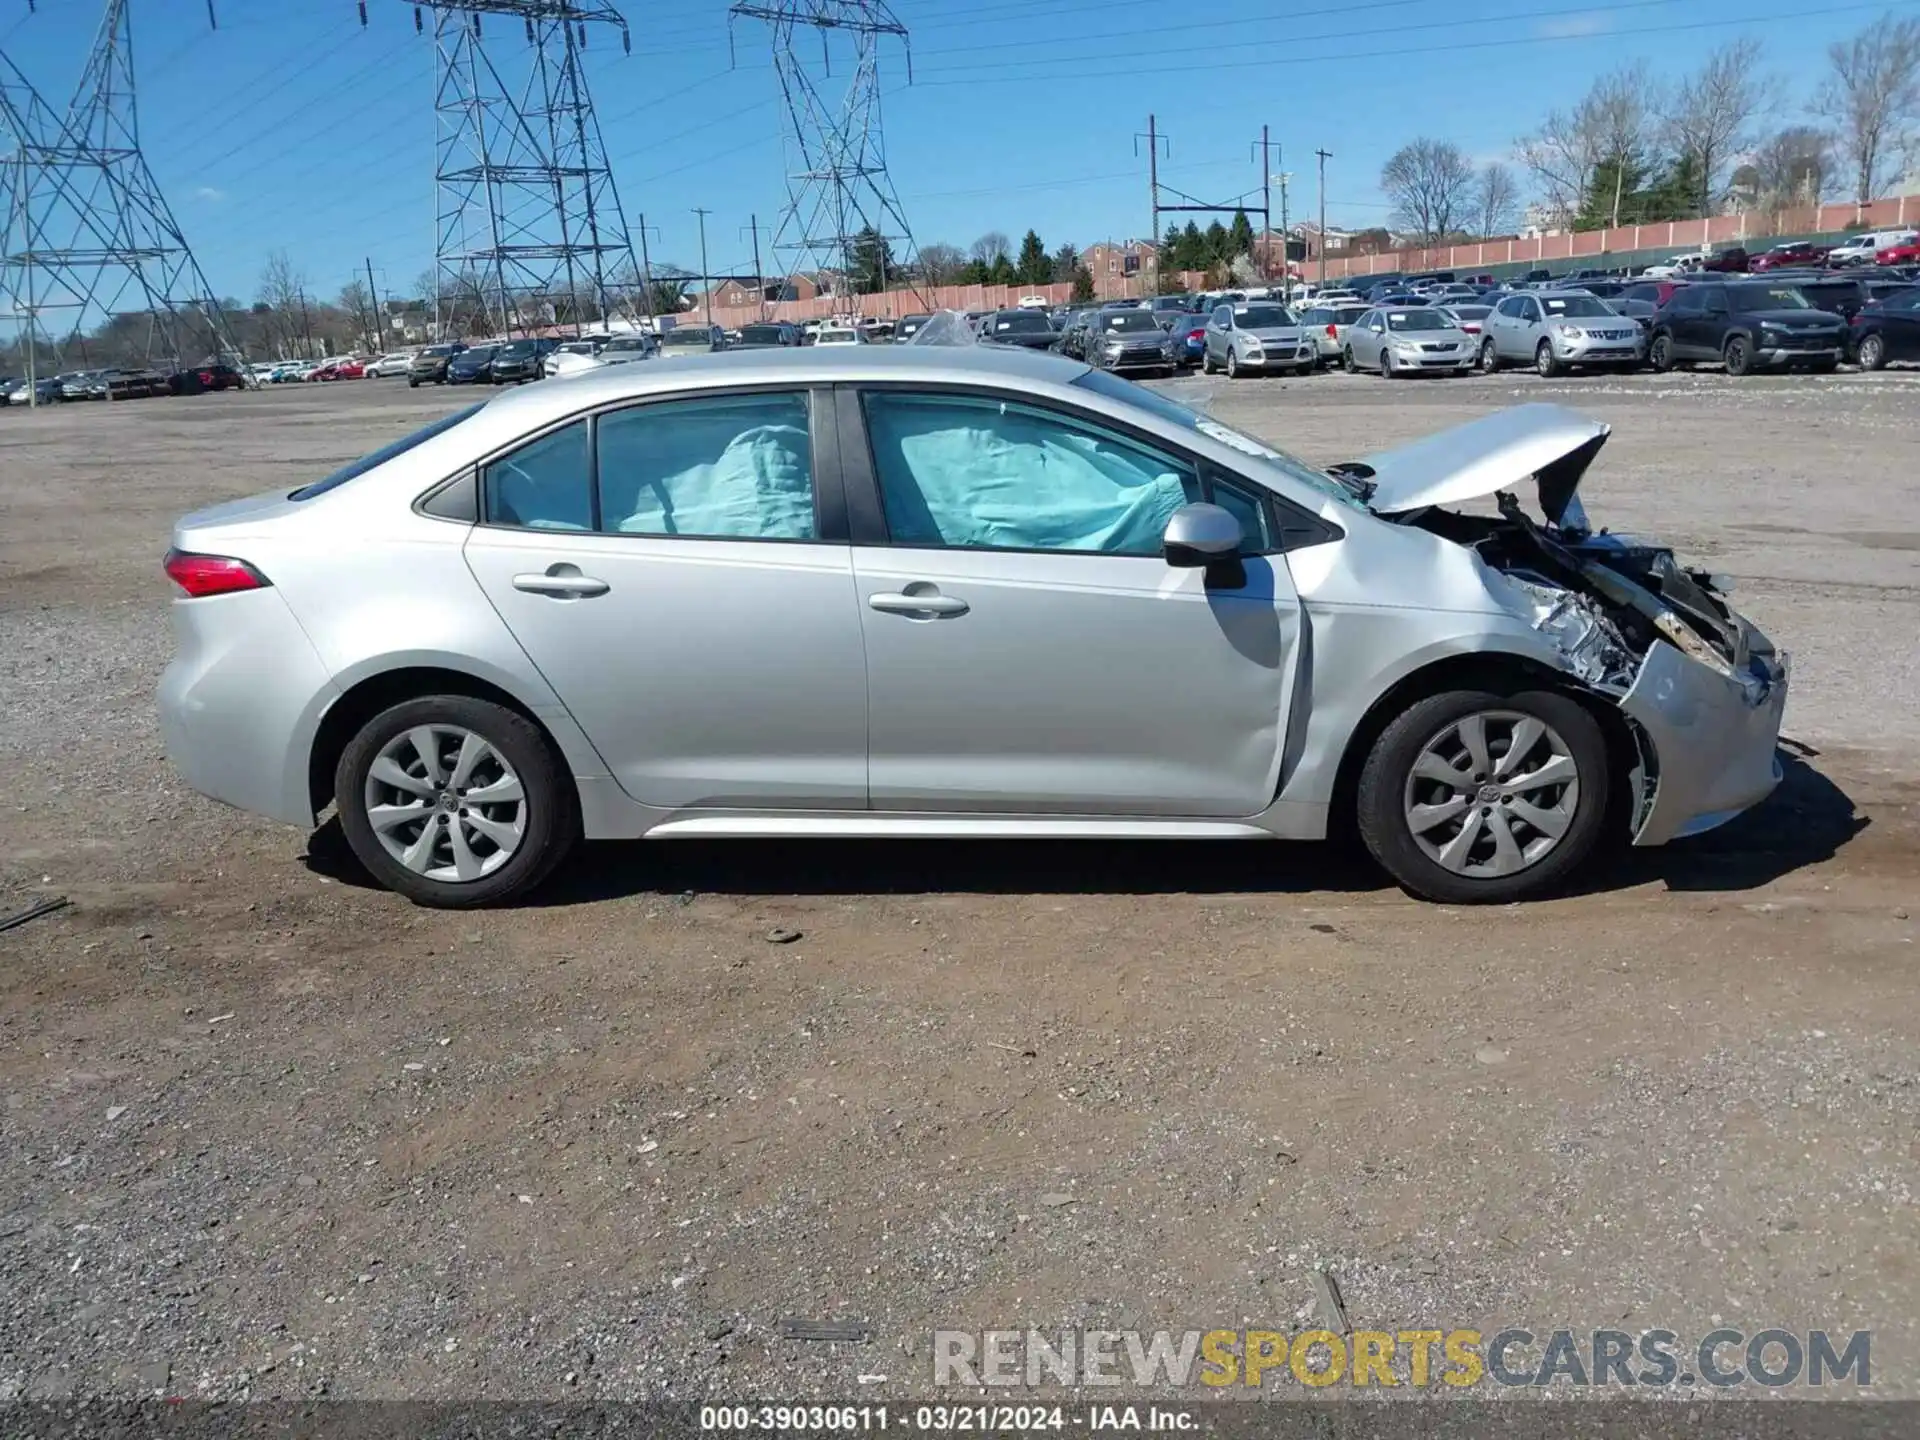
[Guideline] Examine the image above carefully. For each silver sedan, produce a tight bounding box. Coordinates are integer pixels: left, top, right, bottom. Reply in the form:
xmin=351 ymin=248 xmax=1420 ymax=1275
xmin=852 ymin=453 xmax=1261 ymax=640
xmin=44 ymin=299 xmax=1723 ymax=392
xmin=159 ymin=347 xmax=1786 ymax=907
xmin=1343 ymin=307 xmax=1477 ymax=375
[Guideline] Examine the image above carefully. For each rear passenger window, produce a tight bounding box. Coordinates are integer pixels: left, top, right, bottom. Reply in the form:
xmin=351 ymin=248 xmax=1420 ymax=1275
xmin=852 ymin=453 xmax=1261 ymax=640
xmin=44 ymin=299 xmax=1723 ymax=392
xmin=483 ymin=420 xmax=592 ymax=531
xmin=595 ymin=392 xmax=815 ymax=540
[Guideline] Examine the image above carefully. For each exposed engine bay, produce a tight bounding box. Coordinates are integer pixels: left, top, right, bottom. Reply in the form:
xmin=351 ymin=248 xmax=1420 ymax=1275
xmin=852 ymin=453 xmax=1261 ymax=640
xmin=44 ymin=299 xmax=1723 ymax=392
xmin=1395 ymin=493 xmax=1777 ymax=702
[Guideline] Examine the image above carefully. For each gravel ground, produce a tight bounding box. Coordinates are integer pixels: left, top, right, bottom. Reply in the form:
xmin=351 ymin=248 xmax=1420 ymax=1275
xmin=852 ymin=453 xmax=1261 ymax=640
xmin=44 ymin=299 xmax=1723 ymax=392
xmin=1 ymin=370 xmax=1917 ymax=1405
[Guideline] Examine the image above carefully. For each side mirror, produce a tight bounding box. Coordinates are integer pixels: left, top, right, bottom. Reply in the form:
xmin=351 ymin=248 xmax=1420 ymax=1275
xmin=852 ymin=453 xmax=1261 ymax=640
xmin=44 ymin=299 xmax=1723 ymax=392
xmin=1164 ymin=504 xmax=1244 ymax=586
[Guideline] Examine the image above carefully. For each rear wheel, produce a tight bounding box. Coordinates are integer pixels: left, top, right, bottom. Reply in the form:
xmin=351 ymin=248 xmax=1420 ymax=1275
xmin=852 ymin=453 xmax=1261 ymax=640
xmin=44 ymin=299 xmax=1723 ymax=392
xmin=1856 ymin=333 xmax=1887 ymax=371
xmin=1648 ymin=332 xmax=1675 ymax=372
xmin=335 ymin=695 xmax=577 ymax=908
xmin=1724 ymin=334 xmax=1754 ymax=377
xmin=1356 ymin=686 xmax=1610 ymax=905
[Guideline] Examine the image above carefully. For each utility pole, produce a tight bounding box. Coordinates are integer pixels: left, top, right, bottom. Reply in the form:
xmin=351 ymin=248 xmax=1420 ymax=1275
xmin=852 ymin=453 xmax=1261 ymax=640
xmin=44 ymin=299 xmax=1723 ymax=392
xmin=693 ymin=207 xmax=714 ymax=329
xmin=1254 ymin=125 xmax=1277 ymax=274
xmin=742 ymin=214 xmax=765 ymax=321
xmin=1276 ymin=172 xmax=1291 ymax=294
xmin=1147 ymin=113 xmax=1159 ymax=252
xmin=297 ymin=287 xmax=314 ymax=358
xmin=364 ymin=257 xmax=385 ymax=351
xmin=634 ymin=213 xmax=658 ymax=325
xmin=1315 ymin=148 xmax=1333 ymax=290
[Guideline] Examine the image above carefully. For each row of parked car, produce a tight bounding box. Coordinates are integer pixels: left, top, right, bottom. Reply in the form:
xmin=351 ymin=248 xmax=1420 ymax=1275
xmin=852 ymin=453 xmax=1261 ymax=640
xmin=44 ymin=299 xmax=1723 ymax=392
xmin=3 ymin=361 xmax=247 ymax=405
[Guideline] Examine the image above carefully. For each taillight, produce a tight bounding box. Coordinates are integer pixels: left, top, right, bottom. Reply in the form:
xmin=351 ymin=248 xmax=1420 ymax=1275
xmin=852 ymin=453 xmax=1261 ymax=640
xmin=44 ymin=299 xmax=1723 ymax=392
xmin=1325 ymin=323 xmax=1338 ymax=337
xmin=1849 ymin=312 xmax=1863 ymax=325
xmin=164 ymin=549 xmax=270 ymax=597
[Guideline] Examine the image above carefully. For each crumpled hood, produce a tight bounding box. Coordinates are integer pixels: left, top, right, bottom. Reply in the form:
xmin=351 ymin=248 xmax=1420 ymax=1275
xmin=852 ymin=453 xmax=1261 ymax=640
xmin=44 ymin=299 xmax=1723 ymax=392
xmin=1351 ymin=402 xmax=1610 ymax=525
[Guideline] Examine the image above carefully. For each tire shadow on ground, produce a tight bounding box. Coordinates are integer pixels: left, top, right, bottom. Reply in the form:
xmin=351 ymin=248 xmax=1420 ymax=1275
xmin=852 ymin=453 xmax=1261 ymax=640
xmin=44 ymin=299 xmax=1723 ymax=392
xmin=301 ymin=747 xmax=1862 ymax=905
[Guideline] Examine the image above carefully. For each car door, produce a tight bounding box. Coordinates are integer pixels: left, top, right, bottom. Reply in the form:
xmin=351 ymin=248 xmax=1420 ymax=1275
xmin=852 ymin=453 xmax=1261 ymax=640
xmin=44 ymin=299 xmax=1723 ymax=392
xmin=1205 ymin=305 xmax=1231 ymax=365
xmin=1660 ymin=287 xmax=1702 ymax=356
xmin=1880 ymin=290 xmax=1920 ymax=359
xmin=1510 ymin=297 xmax=1544 ymax=357
xmin=840 ymin=385 xmax=1301 ymax=817
xmin=1353 ymin=311 xmax=1384 ymax=368
xmin=461 ymin=387 xmax=871 ymax=811
xmin=1695 ymin=287 xmax=1731 ymax=355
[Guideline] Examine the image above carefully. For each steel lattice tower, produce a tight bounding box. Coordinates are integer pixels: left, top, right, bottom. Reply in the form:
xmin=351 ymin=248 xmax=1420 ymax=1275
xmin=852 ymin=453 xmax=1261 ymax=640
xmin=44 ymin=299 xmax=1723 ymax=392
xmin=729 ymin=0 xmax=919 ymax=305
xmin=383 ymin=2 xmax=640 ymax=339
xmin=0 ymin=0 xmax=244 ymax=370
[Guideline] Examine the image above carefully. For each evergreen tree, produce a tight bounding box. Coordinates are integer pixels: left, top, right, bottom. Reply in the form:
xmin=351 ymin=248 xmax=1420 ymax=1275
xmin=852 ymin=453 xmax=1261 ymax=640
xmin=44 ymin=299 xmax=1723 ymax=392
xmin=988 ymin=253 xmax=1017 ymax=285
xmin=1071 ymin=265 xmax=1095 ymax=302
xmin=1227 ymin=208 xmax=1256 ymax=257
xmin=957 ymin=259 xmax=989 ymax=285
xmin=1203 ymin=220 xmax=1230 ymax=263
xmin=1050 ymin=243 xmax=1079 ymax=282
xmin=848 ymin=226 xmax=894 ymax=294
xmin=1015 ymin=230 xmax=1051 ymax=286
xmin=1643 ymin=153 xmax=1708 ymax=221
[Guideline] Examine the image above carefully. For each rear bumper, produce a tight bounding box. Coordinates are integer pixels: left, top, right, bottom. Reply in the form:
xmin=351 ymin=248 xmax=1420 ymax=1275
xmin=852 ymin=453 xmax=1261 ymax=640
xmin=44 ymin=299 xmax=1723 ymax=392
xmin=158 ymin=588 xmax=337 ymax=829
xmin=1622 ymin=637 xmax=1789 ymax=846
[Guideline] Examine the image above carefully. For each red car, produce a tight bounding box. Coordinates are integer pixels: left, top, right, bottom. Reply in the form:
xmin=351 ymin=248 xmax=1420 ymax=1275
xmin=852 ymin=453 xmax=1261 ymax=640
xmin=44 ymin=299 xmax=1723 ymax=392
xmin=1876 ymin=241 xmax=1920 ymax=267
xmin=331 ymin=359 xmax=367 ymax=379
xmin=1749 ymin=242 xmax=1830 ymax=272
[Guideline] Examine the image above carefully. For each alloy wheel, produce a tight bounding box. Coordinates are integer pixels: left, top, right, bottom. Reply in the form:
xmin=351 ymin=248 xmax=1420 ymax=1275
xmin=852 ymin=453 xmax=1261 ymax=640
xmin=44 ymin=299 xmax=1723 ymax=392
xmin=1858 ymin=334 xmax=1886 ymax=371
xmin=362 ymin=724 xmax=526 ymax=883
xmin=1479 ymin=339 xmax=1498 ymax=373
xmin=1402 ymin=710 xmax=1579 ymax=879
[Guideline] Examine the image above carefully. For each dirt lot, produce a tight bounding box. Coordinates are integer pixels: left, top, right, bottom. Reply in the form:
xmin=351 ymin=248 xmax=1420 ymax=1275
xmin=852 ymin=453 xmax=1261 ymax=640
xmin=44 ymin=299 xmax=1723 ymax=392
xmin=2 ymin=368 xmax=1917 ymax=1404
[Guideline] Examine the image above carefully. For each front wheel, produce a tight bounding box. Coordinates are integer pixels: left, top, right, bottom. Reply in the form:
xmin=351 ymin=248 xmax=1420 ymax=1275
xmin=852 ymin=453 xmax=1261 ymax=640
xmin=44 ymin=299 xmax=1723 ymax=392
xmin=1479 ymin=338 xmax=1500 ymax=374
xmin=1724 ymin=334 xmax=1754 ymax=377
xmin=1356 ymin=686 xmax=1610 ymax=904
xmin=335 ymin=695 xmax=578 ymax=908
xmin=1381 ymin=349 xmax=1397 ymax=378
xmin=408 ymin=377 xmax=419 ymax=388
xmin=1535 ymin=339 xmax=1562 ymax=377
xmin=1341 ymin=346 xmax=1355 ymax=372
xmin=1855 ymin=333 xmax=1886 ymax=371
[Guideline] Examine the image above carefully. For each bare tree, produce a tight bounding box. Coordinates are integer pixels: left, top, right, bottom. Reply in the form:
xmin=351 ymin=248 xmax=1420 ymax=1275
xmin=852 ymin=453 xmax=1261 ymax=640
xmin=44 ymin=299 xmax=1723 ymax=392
xmin=1516 ymin=101 xmax=1606 ymax=226
xmin=1379 ymin=138 xmax=1475 ymax=242
xmin=969 ymin=231 xmax=1010 ymax=265
xmin=338 ymin=278 xmax=374 ymax=352
xmin=257 ymin=251 xmax=306 ymax=358
xmin=1662 ymin=37 xmax=1769 ymax=216
xmin=1816 ymin=13 xmax=1920 ymax=205
xmin=917 ymin=242 xmax=965 ymax=286
xmin=1590 ymin=62 xmax=1665 ymax=226
xmin=1736 ymin=126 xmax=1835 ymax=208
xmin=1469 ymin=162 xmax=1521 ymax=238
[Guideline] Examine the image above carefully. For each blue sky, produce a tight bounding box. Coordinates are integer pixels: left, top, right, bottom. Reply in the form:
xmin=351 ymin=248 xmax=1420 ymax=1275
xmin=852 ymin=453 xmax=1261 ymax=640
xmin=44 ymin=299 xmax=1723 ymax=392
xmin=4 ymin=0 xmax=1914 ymax=308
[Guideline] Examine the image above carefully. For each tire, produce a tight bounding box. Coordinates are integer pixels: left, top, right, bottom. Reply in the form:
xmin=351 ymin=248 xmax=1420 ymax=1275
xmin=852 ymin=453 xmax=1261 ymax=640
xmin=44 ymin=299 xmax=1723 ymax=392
xmin=1478 ymin=338 xmax=1499 ymax=374
xmin=1723 ymin=334 xmax=1753 ymax=377
xmin=1535 ymin=339 xmax=1562 ymax=378
xmin=408 ymin=377 xmax=419 ymax=388
xmin=334 ymin=695 xmax=578 ymax=908
xmin=1856 ymin=333 xmax=1887 ymax=371
xmin=1648 ymin=332 xmax=1675 ymax=372
xmin=1341 ymin=346 xmax=1355 ymax=372
xmin=1356 ymin=685 xmax=1610 ymax=905
xmin=1201 ymin=350 xmax=1216 ymax=374
xmin=1225 ymin=349 xmax=1240 ymax=379
xmin=1381 ymin=348 xmax=1397 ymax=378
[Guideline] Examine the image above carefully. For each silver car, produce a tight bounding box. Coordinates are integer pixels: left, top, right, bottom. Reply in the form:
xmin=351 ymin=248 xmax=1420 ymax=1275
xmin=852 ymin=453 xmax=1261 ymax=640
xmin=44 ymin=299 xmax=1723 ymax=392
xmin=1343 ymin=307 xmax=1476 ymax=376
xmin=1478 ymin=290 xmax=1645 ymax=376
xmin=1201 ymin=302 xmax=1318 ymax=377
xmin=1300 ymin=304 xmax=1372 ymax=367
xmin=159 ymin=348 xmax=1787 ymax=908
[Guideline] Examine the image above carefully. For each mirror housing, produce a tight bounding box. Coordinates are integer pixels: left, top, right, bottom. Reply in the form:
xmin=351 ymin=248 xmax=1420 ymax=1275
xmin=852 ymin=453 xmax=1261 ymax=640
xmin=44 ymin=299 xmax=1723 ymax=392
xmin=1164 ymin=503 xmax=1246 ymax=586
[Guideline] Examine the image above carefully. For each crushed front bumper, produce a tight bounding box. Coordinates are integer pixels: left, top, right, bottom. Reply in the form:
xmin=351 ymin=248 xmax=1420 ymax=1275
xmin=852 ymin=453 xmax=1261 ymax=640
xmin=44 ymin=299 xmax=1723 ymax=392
xmin=1621 ymin=636 xmax=1789 ymax=845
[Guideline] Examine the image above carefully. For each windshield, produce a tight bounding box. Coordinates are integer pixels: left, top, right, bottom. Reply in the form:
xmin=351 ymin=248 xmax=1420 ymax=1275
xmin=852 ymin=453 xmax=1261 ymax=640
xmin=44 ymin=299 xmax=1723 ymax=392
xmin=662 ymin=329 xmax=713 ymax=346
xmin=1731 ymin=286 xmax=1811 ymax=312
xmin=1539 ymin=295 xmax=1615 ymax=317
xmin=498 ymin=340 xmax=535 ymax=355
xmin=290 ymin=404 xmax=483 ymax=501
xmin=459 ymin=347 xmax=497 ymax=362
xmin=1100 ymin=311 xmax=1160 ymax=333
xmin=993 ymin=312 xmax=1054 ymax=333
xmin=1072 ymin=369 xmax=1364 ymax=512
xmin=604 ymin=337 xmax=647 ymax=352
xmin=738 ymin=326 xmax=788 ymax=344
xmin=1386 ymin=310 xmax=1450 ymax=332
xmin=1235 ymin=306 xmax=1295 ymax=328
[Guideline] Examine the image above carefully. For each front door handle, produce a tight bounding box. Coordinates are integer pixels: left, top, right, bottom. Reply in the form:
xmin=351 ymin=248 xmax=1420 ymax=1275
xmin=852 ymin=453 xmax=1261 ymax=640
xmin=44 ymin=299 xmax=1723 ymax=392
xmin=868 ymin=590 xmax=969 ymax=619
xmin=513 ymin=566 xmax=609 ymax=599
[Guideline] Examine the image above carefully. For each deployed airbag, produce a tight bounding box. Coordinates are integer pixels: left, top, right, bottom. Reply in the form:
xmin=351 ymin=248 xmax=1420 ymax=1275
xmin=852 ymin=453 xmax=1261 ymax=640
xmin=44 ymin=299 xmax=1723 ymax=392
xmin=598 ymin=395 xmax=815 ymax=539
xmin=864 ymin=393 xmax=1195 ymax=553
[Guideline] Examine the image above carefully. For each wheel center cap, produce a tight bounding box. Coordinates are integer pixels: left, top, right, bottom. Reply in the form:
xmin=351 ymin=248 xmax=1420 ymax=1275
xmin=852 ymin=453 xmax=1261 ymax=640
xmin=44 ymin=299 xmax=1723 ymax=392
xmin=438 ymin=790 xmax=458 ymax=811
xmin=1476 ymin=783 xmax=1503 ymax=804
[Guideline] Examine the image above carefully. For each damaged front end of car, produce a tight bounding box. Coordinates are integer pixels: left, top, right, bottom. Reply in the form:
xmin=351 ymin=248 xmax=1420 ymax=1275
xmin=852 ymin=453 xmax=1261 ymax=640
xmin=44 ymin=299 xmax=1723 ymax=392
xmin=1340 ymin=404 xmax=1789 ymax=845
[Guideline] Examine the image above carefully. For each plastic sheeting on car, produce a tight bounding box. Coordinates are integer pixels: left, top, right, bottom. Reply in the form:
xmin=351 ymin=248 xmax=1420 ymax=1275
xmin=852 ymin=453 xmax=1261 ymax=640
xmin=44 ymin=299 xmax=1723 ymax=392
xmin=864 ymin=392 xmax=1197 ymax=554
xmin=597 ymin=394 xmax=815 ymax=540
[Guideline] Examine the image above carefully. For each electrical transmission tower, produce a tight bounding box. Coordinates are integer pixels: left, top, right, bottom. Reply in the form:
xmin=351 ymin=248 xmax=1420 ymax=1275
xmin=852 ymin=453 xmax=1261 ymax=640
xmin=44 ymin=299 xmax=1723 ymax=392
xmin=369 ymin=2 xmax=641 ymax=340
xmin=1 ymin=0 xmax=244 ymax=371
xmin=728 ymin=0 xmax=920 ymax=308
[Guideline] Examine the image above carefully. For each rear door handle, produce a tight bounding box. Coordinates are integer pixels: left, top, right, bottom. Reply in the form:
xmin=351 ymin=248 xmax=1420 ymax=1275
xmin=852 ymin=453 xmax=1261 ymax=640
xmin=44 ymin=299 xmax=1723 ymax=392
xmin=513 ymin=569 xmax=609 ymax=598
xmin=868 ymin=591 xmax=969 ymax=618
